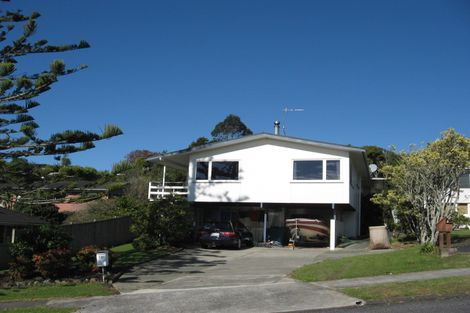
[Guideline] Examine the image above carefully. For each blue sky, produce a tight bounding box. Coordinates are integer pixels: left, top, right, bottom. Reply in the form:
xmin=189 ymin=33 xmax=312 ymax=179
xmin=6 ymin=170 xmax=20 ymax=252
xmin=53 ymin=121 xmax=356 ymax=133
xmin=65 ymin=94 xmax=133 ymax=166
xmin=4 ymin=0 xmax=470 ymax=170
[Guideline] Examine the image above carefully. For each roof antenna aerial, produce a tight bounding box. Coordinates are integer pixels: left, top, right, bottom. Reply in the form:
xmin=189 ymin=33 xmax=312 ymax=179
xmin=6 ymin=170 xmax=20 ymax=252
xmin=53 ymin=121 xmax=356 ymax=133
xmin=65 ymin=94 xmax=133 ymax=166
xmin=281 ymin=107 xmax=304 ymax=135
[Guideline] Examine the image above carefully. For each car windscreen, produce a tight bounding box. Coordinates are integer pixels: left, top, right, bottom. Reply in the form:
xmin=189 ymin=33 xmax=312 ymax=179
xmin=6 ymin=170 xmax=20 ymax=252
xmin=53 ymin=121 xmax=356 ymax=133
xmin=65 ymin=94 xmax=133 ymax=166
xmin=212 ymin=223 xmax=233 ymax=232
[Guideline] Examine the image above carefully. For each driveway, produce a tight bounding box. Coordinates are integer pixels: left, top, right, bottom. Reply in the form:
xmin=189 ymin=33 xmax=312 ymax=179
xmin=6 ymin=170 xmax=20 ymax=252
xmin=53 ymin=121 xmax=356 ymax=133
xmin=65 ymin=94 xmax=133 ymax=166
xmin=114 ymin=246 xmax=328 ymax=292
xmin=50 ymin=246 xmax=364 ymax=312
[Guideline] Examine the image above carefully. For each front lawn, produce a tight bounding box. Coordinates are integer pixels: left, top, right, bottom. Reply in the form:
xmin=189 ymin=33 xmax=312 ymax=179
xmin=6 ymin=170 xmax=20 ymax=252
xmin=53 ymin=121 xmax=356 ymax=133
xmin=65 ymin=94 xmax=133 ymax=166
xmin=292 ymin=246 xmax=470 ymax=282
xmin=342 ymin=275 xmax=470 ymax=302
xmin=0 ymin=283 xmax=116 ymax=302
xmin=452 ymin=229 xmax=470 ymax=240
xmin=111 ymin=243 xmax=175 ymax=271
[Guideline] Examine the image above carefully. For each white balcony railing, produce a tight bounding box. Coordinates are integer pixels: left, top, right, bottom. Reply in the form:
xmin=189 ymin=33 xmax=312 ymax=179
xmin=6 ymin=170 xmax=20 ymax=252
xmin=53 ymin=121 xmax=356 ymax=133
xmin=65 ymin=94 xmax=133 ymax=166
xmin=148 ymin=182 xmax=188 ymax=201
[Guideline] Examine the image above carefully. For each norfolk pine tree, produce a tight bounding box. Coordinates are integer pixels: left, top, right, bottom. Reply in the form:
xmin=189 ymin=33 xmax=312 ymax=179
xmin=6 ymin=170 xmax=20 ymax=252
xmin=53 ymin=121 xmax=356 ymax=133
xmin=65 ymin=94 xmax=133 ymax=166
xmin=0 ymin=7 xmax=122 ymax=160
xmin=0 ymin=6 xmax=122 ymax=203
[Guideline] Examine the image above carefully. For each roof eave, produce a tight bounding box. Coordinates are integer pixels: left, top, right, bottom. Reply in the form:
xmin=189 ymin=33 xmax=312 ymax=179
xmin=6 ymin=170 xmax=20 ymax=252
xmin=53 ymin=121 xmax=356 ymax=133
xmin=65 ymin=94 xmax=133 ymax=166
xmin=147 ymin=133 xmax=366 ymax=162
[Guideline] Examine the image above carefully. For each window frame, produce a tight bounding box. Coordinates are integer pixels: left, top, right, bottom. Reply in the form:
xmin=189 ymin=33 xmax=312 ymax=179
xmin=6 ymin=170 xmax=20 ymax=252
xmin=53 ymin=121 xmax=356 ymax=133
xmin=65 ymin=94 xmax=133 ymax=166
xmin=293 ymin=160 xmax=323 ymax=181
xmin=211 ymin=161 xmax=239 ymax=181
xmin=195 ymin=161 xmax=209 ymax=181
xmin=292 ymin=159 xmax=341 ymax=182
xmin=326 ymin=160 xmax=341 ymax=180
xmin=194 ymin=160 xmax=240 ymax=182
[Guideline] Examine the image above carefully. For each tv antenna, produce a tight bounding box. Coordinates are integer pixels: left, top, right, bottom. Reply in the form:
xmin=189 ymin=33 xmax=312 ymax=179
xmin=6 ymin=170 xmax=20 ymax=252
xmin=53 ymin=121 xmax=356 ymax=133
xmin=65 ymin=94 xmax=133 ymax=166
xmin=282 ymin=107 xmax=304 ymax=135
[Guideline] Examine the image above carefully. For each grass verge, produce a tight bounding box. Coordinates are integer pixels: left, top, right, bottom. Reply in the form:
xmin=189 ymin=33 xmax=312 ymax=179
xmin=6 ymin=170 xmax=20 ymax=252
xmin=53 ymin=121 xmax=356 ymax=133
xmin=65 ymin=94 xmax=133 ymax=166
xmin=292 ymin=246 xmax=470 ymax=282
xmin=111 ymin=243 xmax=175 ymax=272
xmin=0 ymin=307 xmax=78 ymax=313
xmin=0 ymin=283 xmax=116 ymax=302
xmin=341 ymin=275 xmax=470 ymax=302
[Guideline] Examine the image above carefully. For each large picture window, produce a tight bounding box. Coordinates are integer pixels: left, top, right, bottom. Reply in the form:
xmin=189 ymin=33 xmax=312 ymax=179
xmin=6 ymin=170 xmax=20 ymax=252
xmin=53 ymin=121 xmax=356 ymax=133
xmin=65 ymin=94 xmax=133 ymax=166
xmin=293 ymin=160 xmax=323 ymax=180
xmin=196 ymin=162 xmax=209 ymax=180
xmin=211 ymin=161 xmax=239 ymax=180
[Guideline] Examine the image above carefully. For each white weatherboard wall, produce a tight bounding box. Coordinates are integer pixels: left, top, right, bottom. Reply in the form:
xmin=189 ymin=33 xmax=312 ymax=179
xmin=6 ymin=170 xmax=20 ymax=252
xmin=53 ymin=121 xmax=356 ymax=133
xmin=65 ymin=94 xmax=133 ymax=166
xmin=187 ymin=138 xmax=354 ymax=206
xmin=458 ymin=188 xmax=470 ymax=217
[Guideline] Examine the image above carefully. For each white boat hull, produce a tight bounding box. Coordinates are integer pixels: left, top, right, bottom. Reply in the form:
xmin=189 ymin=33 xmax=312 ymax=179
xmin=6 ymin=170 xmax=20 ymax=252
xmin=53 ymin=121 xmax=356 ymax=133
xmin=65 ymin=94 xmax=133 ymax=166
xmin=285 ymin=218 xmax=329 ymax=243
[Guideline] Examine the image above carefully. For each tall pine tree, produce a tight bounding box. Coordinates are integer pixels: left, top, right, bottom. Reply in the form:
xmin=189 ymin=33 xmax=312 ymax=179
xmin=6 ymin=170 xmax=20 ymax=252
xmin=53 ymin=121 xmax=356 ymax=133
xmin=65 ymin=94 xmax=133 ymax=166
xmin=0 ymin=4 xmax=122 ymax=205
xmin=0 ymin=6 xmax=122 ymax=159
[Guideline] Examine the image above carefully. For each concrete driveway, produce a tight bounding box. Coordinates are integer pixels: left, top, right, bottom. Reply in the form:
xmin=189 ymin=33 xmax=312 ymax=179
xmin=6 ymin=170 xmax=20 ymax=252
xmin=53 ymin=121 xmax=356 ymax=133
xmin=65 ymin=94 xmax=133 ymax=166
xmin=50 ymin=246 xmax=363 ymax=312
xmin=114 ymin=246 xmax=328 ymax=292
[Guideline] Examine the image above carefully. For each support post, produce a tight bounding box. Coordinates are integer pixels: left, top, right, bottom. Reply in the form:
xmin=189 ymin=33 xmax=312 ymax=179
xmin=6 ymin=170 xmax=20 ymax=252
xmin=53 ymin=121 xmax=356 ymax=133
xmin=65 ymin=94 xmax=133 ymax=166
xmin=330 ymin=219 xmax=336 ymax=251
xmin=162 ymin=165 xmax=166 ymax=188
xmin=11 ymin=228 xmax=15 ymax=244
xmin=330 ymin=203 xmax=336 ymax=251
xmin=261 ymin=203 xmax=267 ymax=243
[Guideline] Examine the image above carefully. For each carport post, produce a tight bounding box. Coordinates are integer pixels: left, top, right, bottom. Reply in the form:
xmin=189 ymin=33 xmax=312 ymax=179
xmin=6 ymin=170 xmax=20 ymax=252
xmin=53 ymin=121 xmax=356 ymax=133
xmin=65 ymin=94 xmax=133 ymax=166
xmin=330 ymin=203 xmax=335 ymax=251
xmin=261 ymin=203 xmax=267 ymax=242
xmin=11 ymin=227 xmax=15 ymax=244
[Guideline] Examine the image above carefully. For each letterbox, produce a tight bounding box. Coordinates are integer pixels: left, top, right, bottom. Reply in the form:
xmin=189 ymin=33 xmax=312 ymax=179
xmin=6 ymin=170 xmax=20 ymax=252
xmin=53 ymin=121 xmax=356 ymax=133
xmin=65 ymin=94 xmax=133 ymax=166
xmin=96 ymin=250 xmax=109 ymax=267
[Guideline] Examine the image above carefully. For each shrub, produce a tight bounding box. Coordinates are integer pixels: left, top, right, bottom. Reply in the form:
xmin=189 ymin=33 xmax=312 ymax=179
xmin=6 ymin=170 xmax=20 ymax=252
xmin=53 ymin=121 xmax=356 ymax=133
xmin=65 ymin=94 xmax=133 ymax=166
xmin=132 ymin=234 xmax=157 ymax=251
xmin=9 ymin=256 xmax=35 ymax=280
xmin=33 ymin=248 xmax=71 ymax=278
xmin=8 ymin=203 xmax=72 ymax=280
xmin=72 ymin=245 xmax=115 ymax=274
xmin=130 ymin=196 xmax=192 ymax=249
xmin=419 ymin=243 xmax=437 ymax=255
xmin=449 ymin=211 xmax=470 ymax=230
xmin=72 ymin=246 xmax=99 ymax=274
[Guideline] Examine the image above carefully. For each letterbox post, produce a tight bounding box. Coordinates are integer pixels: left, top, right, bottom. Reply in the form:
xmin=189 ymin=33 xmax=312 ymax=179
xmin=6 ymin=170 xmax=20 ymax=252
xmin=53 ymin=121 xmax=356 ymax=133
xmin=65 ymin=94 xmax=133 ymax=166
xmin=96 ymin=250 xmax=109 ymax=283
xmin=436 ymin=219 xmax=453 ymax=257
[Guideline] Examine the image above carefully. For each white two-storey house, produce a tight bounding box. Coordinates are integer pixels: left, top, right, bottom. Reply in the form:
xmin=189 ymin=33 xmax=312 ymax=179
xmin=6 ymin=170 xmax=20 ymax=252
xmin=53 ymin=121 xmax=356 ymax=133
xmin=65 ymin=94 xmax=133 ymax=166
xmin=148 ymin=132 xmax=370 ymax=244
xmin=457 ymin=170 xmax=470 ymax=220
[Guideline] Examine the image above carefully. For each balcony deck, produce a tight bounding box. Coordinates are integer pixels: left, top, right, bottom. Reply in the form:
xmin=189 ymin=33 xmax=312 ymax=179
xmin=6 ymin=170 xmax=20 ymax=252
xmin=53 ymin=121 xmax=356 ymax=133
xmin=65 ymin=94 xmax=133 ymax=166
xmin=148 ymin=182 xmax=188 ymax=200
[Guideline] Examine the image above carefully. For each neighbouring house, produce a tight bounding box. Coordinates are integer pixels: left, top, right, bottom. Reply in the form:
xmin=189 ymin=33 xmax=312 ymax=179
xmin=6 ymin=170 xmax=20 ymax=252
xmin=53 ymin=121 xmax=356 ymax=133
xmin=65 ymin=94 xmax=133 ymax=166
xmin=457 ymin=169 xmax=470 ymax=221
xmin=0 ymin=207 xmax=45 ymax=268
xmin=147 ymin=125 xmax=371 ymax=245
xmin=54 ymin=202 xmax=91 ymax=214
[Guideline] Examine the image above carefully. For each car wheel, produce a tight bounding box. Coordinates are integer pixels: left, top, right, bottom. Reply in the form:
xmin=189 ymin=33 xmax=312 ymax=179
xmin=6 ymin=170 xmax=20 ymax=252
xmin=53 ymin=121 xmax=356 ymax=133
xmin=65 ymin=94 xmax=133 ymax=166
xmin=200 ymin=242 xmax=208 ymax=249
xmin=237 ymin=239 xmax=242 ymax=250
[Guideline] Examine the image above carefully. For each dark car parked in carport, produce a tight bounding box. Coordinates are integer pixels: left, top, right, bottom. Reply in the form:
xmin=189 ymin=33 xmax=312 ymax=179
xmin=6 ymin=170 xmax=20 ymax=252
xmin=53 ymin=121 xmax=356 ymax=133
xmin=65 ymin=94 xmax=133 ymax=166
xmin=199 ymin=221 xmax=254 ymax=249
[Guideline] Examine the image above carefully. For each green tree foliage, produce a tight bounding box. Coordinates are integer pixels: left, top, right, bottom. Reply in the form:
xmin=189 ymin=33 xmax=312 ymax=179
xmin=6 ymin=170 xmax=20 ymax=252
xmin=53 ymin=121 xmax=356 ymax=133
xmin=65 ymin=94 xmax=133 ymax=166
xmin=188 ymin=136 xmax=210 ymax=148
xmin=59 ymin=154 xmax=71 ymax=166
xmin=210 ymin=114 xmax=253 ymax=142
xmin=372 ymin=129 xmax=470 ymax=244
xmin=125 ymin=149 xmax=155 ymax=164
xmin=0 ymin=8 xmax=122 ymax=160
xmin=112 ymin=150 xmax=185 ymax=201
xmin=362 ymin=145 xmax=399 ymax=167
xmin=129 ymin=195 xmax=192 ymax=250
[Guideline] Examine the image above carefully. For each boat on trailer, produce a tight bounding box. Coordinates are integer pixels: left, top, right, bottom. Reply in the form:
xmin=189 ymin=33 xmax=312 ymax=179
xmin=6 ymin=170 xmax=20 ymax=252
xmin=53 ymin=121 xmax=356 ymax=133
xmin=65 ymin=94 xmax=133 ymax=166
xmin=285 ymin=218 xmax=329 ymax=244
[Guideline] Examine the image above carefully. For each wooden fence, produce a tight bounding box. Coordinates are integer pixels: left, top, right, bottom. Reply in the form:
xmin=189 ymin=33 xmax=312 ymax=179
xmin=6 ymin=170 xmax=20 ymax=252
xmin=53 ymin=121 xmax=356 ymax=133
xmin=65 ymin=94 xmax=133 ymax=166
xmin=62 ymin=216 xmax=134 ymax=251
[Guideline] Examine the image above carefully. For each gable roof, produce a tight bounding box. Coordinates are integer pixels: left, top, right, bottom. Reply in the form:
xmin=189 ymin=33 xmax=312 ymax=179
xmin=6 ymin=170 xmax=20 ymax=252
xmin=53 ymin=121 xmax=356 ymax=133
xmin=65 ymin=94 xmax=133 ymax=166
xmin=147 ymin=133 xmax=370 ymax=177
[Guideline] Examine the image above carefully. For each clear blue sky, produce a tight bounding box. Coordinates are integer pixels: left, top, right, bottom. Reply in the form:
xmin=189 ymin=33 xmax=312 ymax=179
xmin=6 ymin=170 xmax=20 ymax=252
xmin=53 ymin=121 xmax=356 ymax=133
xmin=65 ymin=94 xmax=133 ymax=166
xmin=5 ymin=0 xmax=470 ymax=170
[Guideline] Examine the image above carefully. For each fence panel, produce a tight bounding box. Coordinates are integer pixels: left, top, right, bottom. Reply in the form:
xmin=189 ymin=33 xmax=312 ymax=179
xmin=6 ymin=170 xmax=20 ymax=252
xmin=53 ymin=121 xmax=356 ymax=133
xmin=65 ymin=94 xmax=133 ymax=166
xmin=62 ymin=216 xmax=134 ymax=251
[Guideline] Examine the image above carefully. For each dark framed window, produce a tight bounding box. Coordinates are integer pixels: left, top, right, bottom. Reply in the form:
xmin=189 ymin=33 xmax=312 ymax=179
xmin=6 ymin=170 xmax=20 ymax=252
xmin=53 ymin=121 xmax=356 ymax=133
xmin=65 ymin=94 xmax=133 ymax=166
xmin=293 ymin=160 xmax=322 ymax=180
xmin=211 ymin=161 xmax=239 ymax=180
xmin=196 ymin=162 xmax=209 ymax=180
xmin=326 ymin=160 xmax=340 ymax=180
xmin=459 ymin=170 xmax=470 ymax=189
